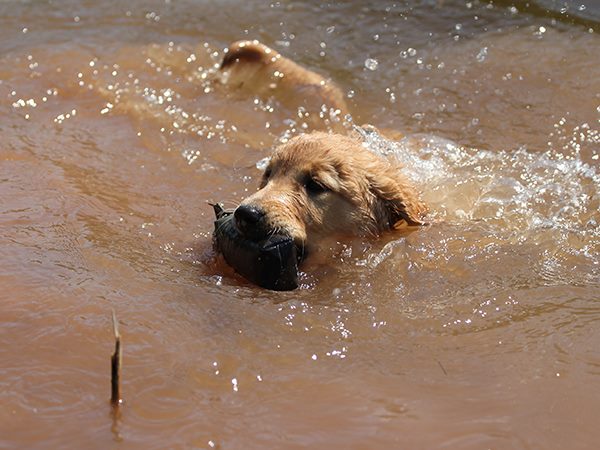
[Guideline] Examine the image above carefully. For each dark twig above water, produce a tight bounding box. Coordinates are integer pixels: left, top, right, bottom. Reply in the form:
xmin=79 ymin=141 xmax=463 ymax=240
xmin=110 ymin=310 xmax=122 ymax=409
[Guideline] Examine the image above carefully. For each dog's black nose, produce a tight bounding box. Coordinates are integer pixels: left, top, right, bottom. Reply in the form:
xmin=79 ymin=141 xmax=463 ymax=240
xmin=234 ymin=204 xmax=267 ymax=238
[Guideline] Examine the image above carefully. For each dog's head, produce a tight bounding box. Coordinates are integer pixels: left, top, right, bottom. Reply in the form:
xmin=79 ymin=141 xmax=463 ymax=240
xmin=234 ymin=132 xmax=427 ymax=252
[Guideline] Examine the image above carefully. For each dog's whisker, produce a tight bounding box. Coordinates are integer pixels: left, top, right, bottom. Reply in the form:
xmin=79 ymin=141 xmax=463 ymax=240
xmin=221 ymin=200 xmax=240 ymax=210
xmin=266 ymin=227 xmax=279 ymax=240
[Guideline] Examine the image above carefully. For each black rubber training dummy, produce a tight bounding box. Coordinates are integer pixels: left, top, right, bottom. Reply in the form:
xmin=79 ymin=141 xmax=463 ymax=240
xmin=212 ymin=203 xmax=300 ymax=291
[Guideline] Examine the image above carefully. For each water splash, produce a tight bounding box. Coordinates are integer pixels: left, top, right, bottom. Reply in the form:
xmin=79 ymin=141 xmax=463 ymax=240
xmin=354 ymin=126 xmax=600 ymax=287
xmin=357 ymin=126 xmax=599 ymax=230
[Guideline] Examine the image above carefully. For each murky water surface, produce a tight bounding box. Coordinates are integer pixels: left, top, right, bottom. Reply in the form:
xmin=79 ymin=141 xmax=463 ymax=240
xmin=1 ymin=1 xmax=599 ymax=448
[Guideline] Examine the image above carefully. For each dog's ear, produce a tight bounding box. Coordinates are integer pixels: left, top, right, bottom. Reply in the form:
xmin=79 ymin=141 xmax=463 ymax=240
xmin=220 ymin=41 xmax=267 ymax=70
xmin=368 ymin=173 xmax=428 ymax=228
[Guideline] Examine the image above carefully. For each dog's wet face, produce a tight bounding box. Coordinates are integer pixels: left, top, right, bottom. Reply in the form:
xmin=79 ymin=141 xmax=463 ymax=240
xmin=235 ymin=152 xmax=360 ymax=248
xmin=233 ymin=132 xmax=427 ymax=253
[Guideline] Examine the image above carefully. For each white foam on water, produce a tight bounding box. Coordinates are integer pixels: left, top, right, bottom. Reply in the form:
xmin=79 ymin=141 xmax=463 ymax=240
xmin=357 ymin=126 xmax=599 ymax=233
xmin=353 ymin=126 xmax=600 ymax=286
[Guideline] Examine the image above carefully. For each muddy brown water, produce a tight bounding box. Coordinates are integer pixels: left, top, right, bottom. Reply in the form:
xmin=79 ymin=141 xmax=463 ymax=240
xmin=1 ymin=1 xmax=599 ymax=449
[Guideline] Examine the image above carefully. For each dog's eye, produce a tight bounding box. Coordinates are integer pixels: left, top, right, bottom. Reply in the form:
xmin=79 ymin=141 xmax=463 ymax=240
xmin=264 ymin=167 xmax=272 ymax=179
xmin=305 ymin=177 xmax=328 ymax=195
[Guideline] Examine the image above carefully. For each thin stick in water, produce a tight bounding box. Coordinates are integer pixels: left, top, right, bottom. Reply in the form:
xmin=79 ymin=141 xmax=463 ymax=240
xmin=111 ymin=310 xmax=122 ymax=408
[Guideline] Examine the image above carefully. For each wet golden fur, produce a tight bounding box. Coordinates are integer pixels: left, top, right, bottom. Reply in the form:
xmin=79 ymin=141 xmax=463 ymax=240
xmin=238 ymin=132 xmax=427 ymax=249
xmin=222 ymin=40 xmax=427 ymax=250
xmin=220 ymin=40 xmax=348 ymax=123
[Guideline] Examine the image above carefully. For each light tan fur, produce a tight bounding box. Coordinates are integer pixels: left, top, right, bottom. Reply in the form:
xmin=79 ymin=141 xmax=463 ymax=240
xmin=239 ymin=132 xmax=427 ymax=250
xmin=220 ymin=40 xmax=348 ymax=116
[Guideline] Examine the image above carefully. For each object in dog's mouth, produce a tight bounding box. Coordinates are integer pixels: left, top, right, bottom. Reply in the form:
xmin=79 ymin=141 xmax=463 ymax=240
xmin=211 ymin=203 xmax=301 ymax=291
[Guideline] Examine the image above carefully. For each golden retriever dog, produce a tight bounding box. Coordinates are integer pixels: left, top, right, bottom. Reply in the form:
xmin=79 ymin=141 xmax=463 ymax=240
xmin=233 ymin=132 xmax=427 ymax=253
xmin=220 ymin=41 xmax=428 ymax=255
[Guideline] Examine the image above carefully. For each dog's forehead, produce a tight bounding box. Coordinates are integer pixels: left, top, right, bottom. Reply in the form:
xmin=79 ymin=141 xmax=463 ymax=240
xmin=272 ymin=155 xmax=339 ymax=185
xmin=271 ymin=138 xmax=345 ymax=173
xmin=271 ymin=150 xmax=318 ymax=173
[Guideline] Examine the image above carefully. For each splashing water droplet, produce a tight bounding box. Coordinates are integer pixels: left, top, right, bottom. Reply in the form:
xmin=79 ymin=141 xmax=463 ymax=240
xmin=476 ymin=47 xmax=488 ymax=62
xmin=364 ymin=58 xmax=378 ymax=71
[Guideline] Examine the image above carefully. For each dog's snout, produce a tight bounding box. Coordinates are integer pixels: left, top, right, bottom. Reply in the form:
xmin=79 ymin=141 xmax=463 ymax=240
xmin=234 ymin=204 xmax=267 ymax=238
xmin=235 ymin=204 xmax=265 ymax=225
